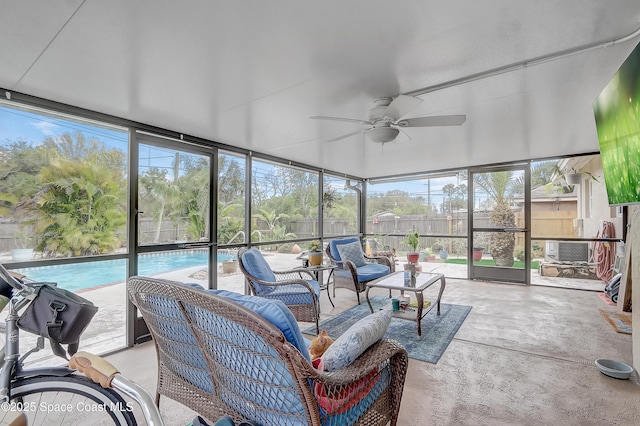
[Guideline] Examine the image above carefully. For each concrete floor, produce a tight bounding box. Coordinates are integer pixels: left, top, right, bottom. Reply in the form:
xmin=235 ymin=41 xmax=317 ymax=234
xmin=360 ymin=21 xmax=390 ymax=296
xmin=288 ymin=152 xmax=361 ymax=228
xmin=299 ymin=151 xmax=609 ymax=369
xmin=105 ymin=277 xmax=638 ymax=426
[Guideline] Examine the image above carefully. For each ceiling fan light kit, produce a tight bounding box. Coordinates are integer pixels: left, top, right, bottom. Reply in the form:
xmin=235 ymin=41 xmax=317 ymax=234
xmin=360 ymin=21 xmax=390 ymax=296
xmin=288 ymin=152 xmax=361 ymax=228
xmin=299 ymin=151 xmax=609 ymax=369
xmin=365 ymin=126 xmax=400 ymax=143
xmin=311 ymin=94 xmax=466 ymax=144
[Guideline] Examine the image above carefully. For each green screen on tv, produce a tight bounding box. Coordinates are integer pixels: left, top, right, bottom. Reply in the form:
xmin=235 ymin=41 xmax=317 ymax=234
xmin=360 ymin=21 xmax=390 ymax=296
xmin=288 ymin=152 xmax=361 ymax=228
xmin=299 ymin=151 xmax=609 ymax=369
xmin=593 ymin=40 xmax=640 ymax=206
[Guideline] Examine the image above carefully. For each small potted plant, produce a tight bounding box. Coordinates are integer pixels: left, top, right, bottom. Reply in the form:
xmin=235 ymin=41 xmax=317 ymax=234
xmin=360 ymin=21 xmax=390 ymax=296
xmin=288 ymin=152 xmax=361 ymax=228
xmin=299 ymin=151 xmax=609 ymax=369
xmin=405 ymin=230 xmax=420 ymax=264
xmin=472 ymin=247 xmax=484 ymax=261
xmin=554 ymin=164 xmax=600 ymax=185
xmin=308 ymin=240 xmax=323 ymax=266
xmin=221 ymin=259 xmax=238 ymax=274
xmin=472 ymin=233 xmax=489 ymax=262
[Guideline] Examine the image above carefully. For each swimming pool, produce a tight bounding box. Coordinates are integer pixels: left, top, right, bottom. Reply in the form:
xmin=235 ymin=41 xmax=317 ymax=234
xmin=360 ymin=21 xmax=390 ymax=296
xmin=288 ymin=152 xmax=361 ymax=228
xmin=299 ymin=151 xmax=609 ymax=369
xmin=17 ymin=250 xmax=236 ymax=292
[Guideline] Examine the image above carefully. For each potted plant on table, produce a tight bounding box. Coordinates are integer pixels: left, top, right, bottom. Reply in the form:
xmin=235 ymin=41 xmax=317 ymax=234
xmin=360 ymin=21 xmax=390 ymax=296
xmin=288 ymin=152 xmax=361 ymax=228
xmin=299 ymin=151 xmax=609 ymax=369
xmin=308 ymin=240 xmax=323 ymax=266
xmin=405 ymin=230 xmax=420 ymax=264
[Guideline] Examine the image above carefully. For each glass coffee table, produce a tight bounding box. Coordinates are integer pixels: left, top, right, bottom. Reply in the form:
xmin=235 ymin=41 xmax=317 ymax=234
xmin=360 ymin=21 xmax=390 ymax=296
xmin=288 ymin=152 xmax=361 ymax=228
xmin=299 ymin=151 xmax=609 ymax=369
xmin=365 ymin=271 xmax=446 ymax=336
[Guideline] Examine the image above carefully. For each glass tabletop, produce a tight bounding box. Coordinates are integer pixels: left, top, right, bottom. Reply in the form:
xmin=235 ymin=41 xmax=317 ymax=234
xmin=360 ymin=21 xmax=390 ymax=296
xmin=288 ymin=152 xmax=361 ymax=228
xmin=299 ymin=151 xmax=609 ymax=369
xmin=368 ymin=271 xmax=443 ymax=291
xmin=293 ymin=264 xmax=335 ymax=272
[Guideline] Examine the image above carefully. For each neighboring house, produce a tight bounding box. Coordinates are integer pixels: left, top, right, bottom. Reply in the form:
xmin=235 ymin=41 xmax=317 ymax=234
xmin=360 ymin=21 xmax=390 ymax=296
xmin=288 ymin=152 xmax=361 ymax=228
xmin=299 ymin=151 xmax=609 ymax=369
xmin=559 ymin=156 xmax=623 ymax=240
xmin=512 ymin=155 xmax=622 ymax=241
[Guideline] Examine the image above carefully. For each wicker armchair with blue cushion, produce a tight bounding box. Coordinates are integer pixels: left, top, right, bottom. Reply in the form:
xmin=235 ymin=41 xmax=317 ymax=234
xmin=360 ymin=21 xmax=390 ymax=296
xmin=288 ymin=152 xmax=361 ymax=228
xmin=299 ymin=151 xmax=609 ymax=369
xmin=326 ymin=237 xmax=392 ymax=304
xmin=127 ymin=276 xmax=408 ymax=426
xmin=239 ymin=247 xmax=320 ymax=333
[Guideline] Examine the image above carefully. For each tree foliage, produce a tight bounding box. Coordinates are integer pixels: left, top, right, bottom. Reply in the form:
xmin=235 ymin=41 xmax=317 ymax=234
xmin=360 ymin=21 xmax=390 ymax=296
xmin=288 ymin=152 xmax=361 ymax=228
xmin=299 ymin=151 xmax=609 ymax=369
xmin=474 ymin=171 xmax=520 ymax=267
xmin=0 ymin=140 xmax=47 ymax=217
xmin=30 ymin=133 xmax=127 ymax=257
xmin=488 ymin=202 xmax=516 ymax=266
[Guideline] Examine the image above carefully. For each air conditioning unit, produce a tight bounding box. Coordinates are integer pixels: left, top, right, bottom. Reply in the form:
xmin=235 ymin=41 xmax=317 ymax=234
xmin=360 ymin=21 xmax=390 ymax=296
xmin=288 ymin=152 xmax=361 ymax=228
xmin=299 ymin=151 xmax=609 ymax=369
xmin=545 ymin=241 xmax=590 ymax=262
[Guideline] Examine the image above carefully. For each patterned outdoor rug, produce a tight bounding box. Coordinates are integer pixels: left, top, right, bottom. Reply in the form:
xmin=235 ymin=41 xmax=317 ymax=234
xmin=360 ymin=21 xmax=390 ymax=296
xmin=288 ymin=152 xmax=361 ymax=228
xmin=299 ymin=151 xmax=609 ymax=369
xmin=303 ymin=296 xmax=472 ymax=364
xmin=599 ymin=309 xmax=632 ymax=335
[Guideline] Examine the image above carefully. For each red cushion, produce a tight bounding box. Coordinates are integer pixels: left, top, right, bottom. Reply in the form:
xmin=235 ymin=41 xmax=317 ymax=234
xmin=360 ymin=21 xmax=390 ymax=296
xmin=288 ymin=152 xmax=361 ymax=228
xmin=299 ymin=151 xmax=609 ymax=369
xmin=313 ymin=368 xmax=380 ymax=414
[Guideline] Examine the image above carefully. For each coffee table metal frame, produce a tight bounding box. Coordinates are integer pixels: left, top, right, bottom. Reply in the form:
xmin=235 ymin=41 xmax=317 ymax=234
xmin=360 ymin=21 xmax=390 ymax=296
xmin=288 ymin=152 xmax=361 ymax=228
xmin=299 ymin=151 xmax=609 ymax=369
xmin=365 ymin=271 xmax=446 ymax=336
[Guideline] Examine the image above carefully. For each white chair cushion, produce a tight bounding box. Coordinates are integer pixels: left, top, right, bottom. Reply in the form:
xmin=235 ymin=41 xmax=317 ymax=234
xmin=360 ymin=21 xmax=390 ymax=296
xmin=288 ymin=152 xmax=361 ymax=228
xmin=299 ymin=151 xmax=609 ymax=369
xmin=319 ymin=310 xmax=391 ymax=371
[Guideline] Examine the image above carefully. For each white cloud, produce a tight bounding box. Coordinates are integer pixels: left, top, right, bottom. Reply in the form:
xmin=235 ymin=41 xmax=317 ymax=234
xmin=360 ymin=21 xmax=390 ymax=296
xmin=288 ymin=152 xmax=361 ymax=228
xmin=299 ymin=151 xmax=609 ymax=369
xmin=30 ymin=120 xmax=59 ymax=136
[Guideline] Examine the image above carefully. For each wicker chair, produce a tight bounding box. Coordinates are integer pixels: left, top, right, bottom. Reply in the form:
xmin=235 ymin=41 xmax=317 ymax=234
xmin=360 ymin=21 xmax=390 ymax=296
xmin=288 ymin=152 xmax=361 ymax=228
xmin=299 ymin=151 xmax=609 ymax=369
xmin=238 ymin=247 xmax=320 ymax=333
xmin=127 ymin=276 xmax=408 ymax=426
xmin=326 ymin=238 xmax=392 ymax=304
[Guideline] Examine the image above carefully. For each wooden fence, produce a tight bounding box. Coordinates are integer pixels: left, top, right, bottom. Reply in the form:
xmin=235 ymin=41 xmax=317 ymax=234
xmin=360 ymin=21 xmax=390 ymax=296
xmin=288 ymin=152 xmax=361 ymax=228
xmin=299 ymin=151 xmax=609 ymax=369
xmin=1 ymin=210 xmax=576 ymax=255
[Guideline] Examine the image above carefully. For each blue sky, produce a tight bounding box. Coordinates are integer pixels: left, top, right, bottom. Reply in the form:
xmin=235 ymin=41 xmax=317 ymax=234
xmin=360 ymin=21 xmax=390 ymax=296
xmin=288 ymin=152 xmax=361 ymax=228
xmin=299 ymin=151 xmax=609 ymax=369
xmin=1 ymin=103 xmax=486 ymax=208
xmin=0 ymin=104 xmax=188 ymax=178
xmin=0 ymin=104 xmax=128 ymax=148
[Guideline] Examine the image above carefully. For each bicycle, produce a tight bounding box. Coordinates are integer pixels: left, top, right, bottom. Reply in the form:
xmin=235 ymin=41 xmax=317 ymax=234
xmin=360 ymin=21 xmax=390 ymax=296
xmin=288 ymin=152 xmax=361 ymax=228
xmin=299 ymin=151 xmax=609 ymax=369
xmin=0 ymin=263 xmax=163 ymax=425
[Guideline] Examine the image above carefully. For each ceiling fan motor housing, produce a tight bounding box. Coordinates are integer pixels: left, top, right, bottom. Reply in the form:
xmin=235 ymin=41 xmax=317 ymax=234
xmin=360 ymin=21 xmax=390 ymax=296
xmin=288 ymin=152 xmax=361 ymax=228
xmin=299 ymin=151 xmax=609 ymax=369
xmin=311 ymin=94 xmax=464 ymax=143
xmin=367 ymin=97 xmax=392 ymax=121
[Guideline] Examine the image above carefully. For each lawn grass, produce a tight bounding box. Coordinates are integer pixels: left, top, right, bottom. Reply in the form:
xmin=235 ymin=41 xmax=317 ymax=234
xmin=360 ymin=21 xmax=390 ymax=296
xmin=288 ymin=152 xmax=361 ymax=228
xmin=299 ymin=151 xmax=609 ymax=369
xmin=445 ymin=258 xmax=539 ymax=269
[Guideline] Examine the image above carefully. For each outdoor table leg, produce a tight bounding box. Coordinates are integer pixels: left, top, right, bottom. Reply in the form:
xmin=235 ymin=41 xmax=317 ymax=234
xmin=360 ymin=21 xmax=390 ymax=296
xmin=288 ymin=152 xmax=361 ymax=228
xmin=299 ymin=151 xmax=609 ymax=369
xmin=365 ymin=286 xmax=374 ymax=314
xmin=320 ymin=269 xmax=335 ymax=308
xmin=416 ymin=292 xmax=424 ymax=336
xmin=436 ymin=276 xmax=446 ymax=315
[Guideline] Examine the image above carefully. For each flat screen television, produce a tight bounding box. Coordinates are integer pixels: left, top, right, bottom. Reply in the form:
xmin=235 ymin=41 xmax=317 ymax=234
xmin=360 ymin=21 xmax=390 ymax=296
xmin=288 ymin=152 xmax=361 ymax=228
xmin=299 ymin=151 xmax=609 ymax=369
xmin=593 ymin=40 xmax=640 ymax=206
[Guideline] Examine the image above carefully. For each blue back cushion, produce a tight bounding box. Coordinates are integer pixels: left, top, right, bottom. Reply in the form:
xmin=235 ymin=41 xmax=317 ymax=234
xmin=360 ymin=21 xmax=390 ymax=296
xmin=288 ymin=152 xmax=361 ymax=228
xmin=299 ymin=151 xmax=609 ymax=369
xmin=336 ymin=241 xmax=367 ymax=267
xmin=241 ymin=248 xmax=276 ymax=293
xmin=208 ymin=289 xmax=311 ymax=362
xmin=329 ymin=237 xmax=361 ymax=261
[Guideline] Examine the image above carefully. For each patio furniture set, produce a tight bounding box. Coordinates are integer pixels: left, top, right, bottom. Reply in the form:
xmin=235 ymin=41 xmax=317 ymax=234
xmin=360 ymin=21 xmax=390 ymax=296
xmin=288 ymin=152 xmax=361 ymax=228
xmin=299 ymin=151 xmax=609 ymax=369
xmin=126 ymin=237 xmax=446 ymax=425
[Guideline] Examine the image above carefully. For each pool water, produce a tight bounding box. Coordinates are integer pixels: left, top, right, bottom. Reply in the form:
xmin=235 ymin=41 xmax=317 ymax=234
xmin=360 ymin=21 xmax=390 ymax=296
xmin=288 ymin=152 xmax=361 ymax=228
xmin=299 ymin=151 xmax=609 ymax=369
xmin=17 ymin=250 xmax=236 ymax=292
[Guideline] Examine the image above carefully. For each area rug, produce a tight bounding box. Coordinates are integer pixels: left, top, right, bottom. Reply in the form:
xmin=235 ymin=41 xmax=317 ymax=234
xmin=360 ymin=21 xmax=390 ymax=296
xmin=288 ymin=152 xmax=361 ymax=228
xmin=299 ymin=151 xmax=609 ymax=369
xmin=303 ymin=296 xmax=472 ymax=364
xmin=599 ymin=309 xmax=632 ymax=334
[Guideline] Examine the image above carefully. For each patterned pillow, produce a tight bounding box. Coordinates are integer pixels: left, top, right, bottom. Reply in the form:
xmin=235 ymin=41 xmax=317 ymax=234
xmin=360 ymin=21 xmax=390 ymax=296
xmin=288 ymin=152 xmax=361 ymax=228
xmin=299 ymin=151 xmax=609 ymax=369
xmin=336 ymin=241 xmax=366 ymax=267
xmin=319 ymin=310 xmax=391 ymax=371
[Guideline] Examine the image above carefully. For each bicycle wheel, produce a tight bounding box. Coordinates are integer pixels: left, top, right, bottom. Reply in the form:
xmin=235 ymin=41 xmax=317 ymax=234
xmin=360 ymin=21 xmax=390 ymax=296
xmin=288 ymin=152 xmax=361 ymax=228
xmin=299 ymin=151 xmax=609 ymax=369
xmin=7 ymin=374 xmax=137 ymax=425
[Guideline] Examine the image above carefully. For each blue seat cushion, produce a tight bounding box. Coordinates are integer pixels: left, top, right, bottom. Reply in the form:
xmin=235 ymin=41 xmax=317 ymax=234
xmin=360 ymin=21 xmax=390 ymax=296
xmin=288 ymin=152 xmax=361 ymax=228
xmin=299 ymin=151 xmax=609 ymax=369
xmin=334 ymin=263 xmax=390 ymax=283
xmin=328 ymin=237 xmax=361 ymax=261
xmin=208 ymin=289 xmax=311 ymax=361
xmin=240 ymin=248 xmax=276 ymax=294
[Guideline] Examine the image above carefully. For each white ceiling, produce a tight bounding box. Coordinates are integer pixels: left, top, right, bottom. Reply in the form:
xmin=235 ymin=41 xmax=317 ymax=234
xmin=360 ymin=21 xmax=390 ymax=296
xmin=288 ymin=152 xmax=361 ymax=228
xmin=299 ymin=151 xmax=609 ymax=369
xmin=2 ymin=1 xmax=640 ymax=178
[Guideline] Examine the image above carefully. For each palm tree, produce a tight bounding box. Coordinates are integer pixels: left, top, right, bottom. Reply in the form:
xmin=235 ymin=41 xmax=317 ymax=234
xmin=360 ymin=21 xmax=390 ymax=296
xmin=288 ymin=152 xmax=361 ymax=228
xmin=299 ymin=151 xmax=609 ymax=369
xmin=179 ymin=166 xmax=209 ymax=241
xmin=31 ymin=137 xmax=127 ymax=257
xmin=474 ymin=171 xmax=520 ymax=267
xmin=253 ymin=208 xmax=289 ymax=230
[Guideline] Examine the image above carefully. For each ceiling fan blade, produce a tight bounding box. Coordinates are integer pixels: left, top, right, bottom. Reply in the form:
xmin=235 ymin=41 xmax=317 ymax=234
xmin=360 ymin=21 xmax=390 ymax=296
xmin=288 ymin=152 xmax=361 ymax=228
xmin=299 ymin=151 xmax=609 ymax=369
xmin=324 ymin=129 xmax=362 ymax=143
xmin=397 ymin=128 xmax=411 ymax=141
xmin=382 ymin=95 xmax=423 ymax=120
xmin=395 ymin=115 xmax=467 ymax=127
xmin=310 ymin=115 xmax=371 ymax=125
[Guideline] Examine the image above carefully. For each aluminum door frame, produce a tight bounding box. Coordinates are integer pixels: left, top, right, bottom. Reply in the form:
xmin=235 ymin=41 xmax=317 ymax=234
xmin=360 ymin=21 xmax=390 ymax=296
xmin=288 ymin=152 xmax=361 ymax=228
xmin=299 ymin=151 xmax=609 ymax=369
xmin=468 ymin=164 xmax=531 ymax=284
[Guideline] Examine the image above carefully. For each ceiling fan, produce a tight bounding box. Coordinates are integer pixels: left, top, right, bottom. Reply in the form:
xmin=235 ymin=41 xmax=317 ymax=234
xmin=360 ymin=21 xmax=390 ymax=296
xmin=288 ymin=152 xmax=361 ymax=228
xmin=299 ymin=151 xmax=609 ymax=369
xmin=310 ymin=95 xmax=466 ymax=144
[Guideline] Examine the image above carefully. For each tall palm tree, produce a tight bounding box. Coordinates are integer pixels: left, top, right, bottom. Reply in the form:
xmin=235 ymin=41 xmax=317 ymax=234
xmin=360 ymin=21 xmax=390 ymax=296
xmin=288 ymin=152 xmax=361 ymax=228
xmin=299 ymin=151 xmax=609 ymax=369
xmin=474 ymin=171 xmax=521 ymax=267
xmin=32 ymin=145 xmax=126 ymax=257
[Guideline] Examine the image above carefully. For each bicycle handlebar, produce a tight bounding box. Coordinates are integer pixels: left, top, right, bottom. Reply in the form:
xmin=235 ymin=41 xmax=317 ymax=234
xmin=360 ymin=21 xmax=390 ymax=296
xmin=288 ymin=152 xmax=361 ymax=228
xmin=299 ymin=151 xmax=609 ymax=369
xmin=0 ymin=262 xmax=41 ymax=311
xmin=69 ymin=351 xmax=164 ymax=426
xmin=69 ymin=351 xmax=119 ymax=388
